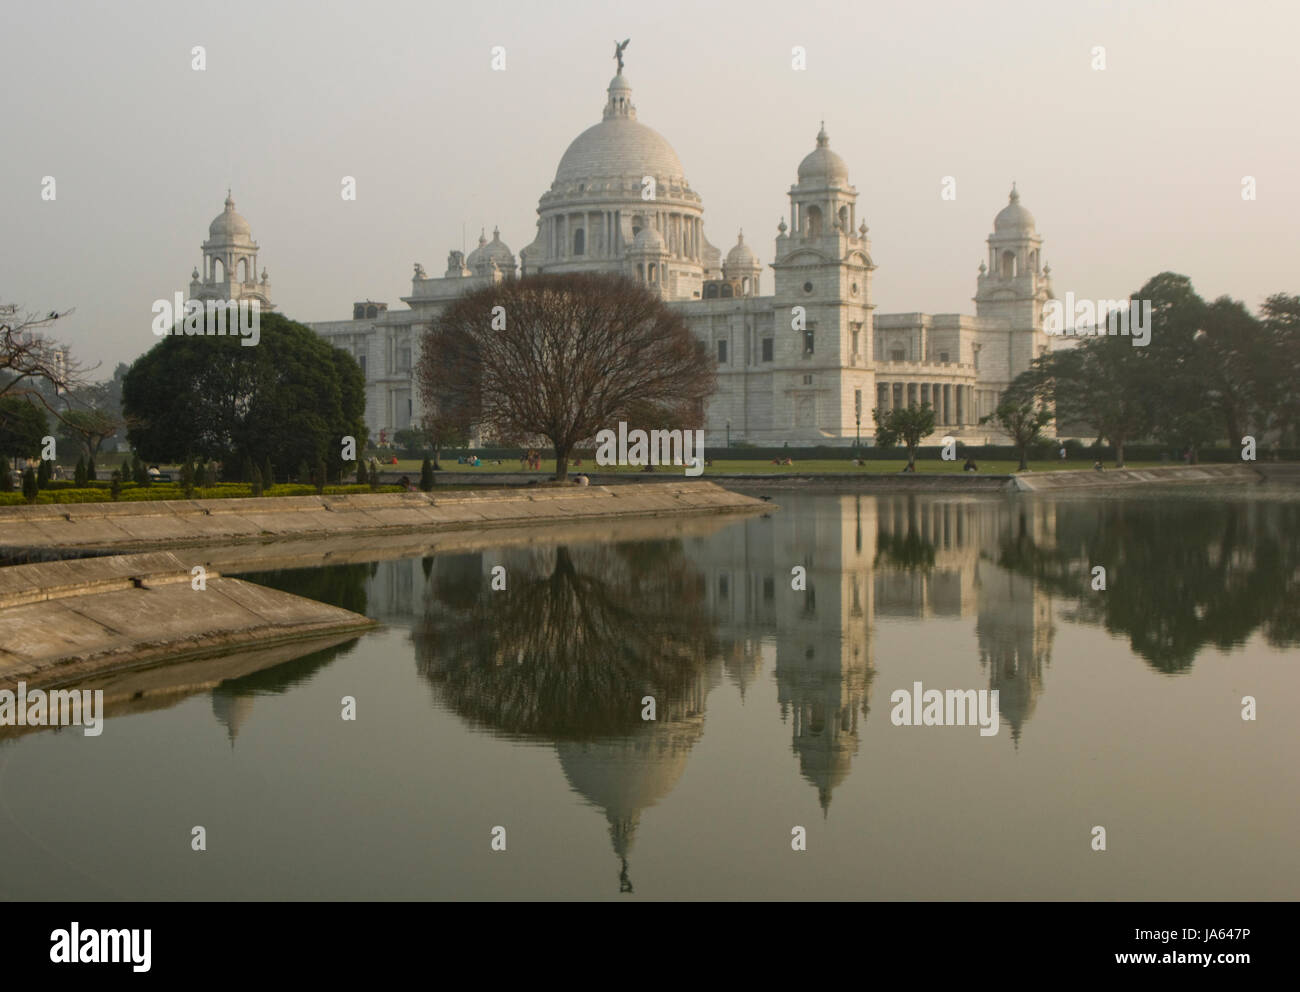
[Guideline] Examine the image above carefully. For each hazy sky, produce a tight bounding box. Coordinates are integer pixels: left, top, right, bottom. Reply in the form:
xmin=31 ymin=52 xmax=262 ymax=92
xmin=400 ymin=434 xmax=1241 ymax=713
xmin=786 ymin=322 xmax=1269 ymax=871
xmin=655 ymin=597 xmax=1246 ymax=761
xmin=3 ymin=0 xmax=1297 ymax=374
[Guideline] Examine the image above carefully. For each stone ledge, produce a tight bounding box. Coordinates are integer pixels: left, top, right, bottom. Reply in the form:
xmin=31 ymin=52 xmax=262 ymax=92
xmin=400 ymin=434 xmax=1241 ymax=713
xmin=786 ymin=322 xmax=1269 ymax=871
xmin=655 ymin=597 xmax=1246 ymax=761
xmin=0 ymin=483 xmax=765 ymax=555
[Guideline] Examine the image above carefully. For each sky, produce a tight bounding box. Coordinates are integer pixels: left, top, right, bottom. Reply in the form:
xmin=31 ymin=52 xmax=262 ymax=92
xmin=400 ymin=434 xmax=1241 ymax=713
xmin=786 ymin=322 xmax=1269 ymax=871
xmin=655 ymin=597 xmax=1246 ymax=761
xmin=2 ymin=0 xmax=1297 ymax=375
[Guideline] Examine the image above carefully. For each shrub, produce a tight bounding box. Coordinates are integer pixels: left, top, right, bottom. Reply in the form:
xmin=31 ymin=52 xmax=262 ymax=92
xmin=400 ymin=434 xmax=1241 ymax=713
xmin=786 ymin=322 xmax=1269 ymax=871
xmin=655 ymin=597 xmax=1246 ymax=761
xmin=74 ymin=456 xmax=88 ymax=487
xmin=0 ymin=456 xmax=11 ymax=492
xmin=37 ymin=458 xmax=52 ymax=489
xmin=86 ymin=454 xmax=96 ymax=481
xmin=314 ymin=458 xmax=326 ymax=495
xmin=250 ymin=466 xmax=264 ymax=497
xmin=133 ymin=458 xmax=149 ymax=486
xmin=262 ymin=456 xmax=274 ymax=490
xmin=110 ymin=475 xmax=122 ymax=501
xmin=419 ymin=457 xmax=434 ymax=492
xmin=181 ymin=459 xmax=195 ymax=498
xmin=22 ymin=467 xmax=38 ymax=503
xmin=356 ymin=460 xmax=367 ymax=486
xmin=194 ymin=460 xmax=207 ymax=487
xmin=297 ymin=459 xmax=311 ymax=485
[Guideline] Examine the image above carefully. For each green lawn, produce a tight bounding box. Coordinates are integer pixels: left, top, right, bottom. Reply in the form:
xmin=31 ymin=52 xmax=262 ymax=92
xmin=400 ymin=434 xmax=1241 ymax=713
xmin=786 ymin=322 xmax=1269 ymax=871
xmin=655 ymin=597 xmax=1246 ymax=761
xmin=389 ymin=457 xmax=1167 ymax=477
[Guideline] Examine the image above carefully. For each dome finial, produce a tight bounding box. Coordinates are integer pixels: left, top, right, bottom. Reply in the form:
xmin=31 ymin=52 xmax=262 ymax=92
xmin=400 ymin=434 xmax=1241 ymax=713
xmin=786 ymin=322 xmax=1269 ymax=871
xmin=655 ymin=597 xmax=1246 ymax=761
xmin=1010 ymin=181 xmax=1019 ymax=203
xmin=225 ymin=188 xmax=234 ymax=209
xmin=816 ymin=121 xmax=829 ymax=146
xmin=737 ymin=228 xmax=744 ymax=243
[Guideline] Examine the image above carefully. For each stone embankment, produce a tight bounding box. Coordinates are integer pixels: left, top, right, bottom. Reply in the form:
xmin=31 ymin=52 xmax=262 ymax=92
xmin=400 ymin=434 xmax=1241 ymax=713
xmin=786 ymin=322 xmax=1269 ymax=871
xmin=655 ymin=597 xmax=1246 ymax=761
xmin=1011 ymin=464 xmax=1262 ymax=492
xmin=0 ymin=482 xmax=766 ymax=557
xmin=0 ymin=551 xmax=375 ymax=689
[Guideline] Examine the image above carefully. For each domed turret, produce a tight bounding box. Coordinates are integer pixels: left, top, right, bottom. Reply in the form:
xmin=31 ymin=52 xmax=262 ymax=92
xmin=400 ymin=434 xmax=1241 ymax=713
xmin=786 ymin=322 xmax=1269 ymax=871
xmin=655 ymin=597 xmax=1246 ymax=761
xmin=994 ymin=184 xmax=1036 ymax=235
xmin=209 ymin=192 xmax=252 ymax=241
xmin=796 ymin=124 xmax=849 ymax=185
xmin=465 ymin=227 xmax=516 ymax=276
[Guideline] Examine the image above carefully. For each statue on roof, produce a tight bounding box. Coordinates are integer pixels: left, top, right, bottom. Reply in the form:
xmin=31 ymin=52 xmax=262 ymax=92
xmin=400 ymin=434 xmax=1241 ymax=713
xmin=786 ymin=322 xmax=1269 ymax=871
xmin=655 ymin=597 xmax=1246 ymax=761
xmin=613 ymin=38 xmax=629 ymax=73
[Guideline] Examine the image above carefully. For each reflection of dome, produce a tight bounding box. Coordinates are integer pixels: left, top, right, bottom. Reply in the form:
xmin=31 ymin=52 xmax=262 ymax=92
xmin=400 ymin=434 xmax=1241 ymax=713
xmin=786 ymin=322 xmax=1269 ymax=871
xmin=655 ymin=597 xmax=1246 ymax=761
xmin=797 ymin=125 xmax=849 ymax=184
xmin=556 ymin=731 xmax=696 ymax=858
xmin=209 ymin=192 xmax=252 ymax=241
xmin=211 ymin=690 xmax=254 ymax=747
xmin=994 ymin=185 xmax=1036 ymax=234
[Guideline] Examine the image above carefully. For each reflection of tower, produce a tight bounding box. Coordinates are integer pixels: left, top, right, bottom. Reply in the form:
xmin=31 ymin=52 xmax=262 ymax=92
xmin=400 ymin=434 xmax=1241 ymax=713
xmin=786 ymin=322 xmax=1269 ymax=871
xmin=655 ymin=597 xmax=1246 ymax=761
xmin=975 ymin=505 xmax=1056 ymax=743
xmin=554 ymin=666 xmax=713 ymax=893
xmin=211 ymin=689 xmax=255 ymax=748
xmin=685 ymin=493 xmax=876 ymax=811
xmin=775 ymin=642 xmax=873 ymax=814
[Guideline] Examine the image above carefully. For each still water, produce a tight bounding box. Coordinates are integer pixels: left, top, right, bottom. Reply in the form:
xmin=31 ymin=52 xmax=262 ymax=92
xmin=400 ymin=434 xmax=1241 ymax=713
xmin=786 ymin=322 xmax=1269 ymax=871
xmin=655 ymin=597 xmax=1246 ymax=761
xmin=1 ymin=490 xmax=1296 ymax=900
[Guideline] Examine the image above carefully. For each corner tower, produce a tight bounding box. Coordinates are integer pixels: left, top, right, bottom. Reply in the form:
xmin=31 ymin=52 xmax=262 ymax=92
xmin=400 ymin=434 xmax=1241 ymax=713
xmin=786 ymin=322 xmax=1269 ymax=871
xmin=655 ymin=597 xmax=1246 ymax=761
xmin=770 ymin=125 xmax=875 ymax=442
xmin=191 ymin=192 xmax=274 ymax=311
xmin=974 ymin=185 xmax=1051 ymax=376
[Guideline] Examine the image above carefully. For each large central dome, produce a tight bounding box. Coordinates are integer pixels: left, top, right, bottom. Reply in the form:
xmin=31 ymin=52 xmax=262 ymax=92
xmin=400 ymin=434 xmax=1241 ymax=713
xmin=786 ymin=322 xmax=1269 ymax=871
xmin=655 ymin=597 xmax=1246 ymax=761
xmin=521 ymin=64 xmax=721 ymax=297
xmin=555 ymin=116 xmax=686 ymax=185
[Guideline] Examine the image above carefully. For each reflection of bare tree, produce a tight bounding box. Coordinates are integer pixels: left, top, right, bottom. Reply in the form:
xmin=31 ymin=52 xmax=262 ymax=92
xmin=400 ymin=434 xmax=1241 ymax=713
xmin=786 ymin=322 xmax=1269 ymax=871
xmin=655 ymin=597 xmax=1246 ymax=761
xmin=412 ymin=541 xmax=720 ymax=740
xmin=412 ymin=540 xmax=722 ymax=892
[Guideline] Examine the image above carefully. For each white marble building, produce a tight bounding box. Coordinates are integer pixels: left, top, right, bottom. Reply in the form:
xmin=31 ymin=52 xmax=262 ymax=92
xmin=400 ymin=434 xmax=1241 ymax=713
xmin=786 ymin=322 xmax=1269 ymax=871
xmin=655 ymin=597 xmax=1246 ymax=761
xmin=198 ymin=57 xmax=1057 ymax=445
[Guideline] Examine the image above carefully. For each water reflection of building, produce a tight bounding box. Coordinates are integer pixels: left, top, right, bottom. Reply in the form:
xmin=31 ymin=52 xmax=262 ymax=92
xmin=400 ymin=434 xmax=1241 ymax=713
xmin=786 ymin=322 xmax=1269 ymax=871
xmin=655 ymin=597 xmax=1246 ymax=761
xmin=682 ymin=494 xmax=1057 ymax=779
xmin=211 ymin=690 xmax=255 ymax=747
xmin=685 ymin=496 xmax=876 ymax=811
xmin=555 ymin=665 xmax=716 ymax=892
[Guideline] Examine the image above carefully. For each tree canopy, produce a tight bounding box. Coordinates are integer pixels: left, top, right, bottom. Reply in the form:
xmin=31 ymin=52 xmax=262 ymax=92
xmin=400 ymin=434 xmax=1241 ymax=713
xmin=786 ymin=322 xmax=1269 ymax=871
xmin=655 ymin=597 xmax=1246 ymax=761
xmin=122 ymin=311 xmax=365 ymax=479
xmin=419 ymin=273 xmax=715 ymax=479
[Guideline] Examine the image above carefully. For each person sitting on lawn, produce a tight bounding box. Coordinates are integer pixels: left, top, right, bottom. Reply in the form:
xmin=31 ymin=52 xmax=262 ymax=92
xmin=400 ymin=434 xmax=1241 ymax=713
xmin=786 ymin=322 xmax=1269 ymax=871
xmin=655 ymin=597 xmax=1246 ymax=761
xmin=963 ymin=457 xmax=978 ymax=472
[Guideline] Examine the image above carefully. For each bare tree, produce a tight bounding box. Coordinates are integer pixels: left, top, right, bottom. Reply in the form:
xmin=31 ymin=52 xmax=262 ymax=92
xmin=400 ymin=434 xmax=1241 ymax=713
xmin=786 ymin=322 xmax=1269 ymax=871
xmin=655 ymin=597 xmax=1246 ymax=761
xmin=0 ymin=304 xmax=84 ymax=411
xmin=418 ymin=273 xmax=715 ymax=480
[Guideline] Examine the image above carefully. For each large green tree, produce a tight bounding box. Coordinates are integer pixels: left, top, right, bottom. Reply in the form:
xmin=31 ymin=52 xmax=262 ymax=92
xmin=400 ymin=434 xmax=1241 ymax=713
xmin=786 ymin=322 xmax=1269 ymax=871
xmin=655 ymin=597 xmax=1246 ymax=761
xmin=123 ymin=311 xmax=365 ymax=480
xmin=0 ymin=396 xmax=48 ymax=460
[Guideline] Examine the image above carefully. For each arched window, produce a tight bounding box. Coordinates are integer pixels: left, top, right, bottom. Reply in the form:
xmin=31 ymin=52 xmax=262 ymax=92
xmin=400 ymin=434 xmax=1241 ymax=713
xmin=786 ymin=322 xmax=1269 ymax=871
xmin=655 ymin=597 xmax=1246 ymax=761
xmin=741 ymin=277 xmax=750 ymax=295
xmin=720 ymin=284 xmax=733 ymax=298
xmin=838 ymin=205 xmax=849 ymax=230
xmin=806 ymin=205 xmax=823 ymax=237
xmin=366 ymin=305 xmax=378 ymax=319
xmin=573 ymin=229 xmax=585 ymax=256
xmin=237 ymin=258 xmax=248 ymax=283
xmin=1001 ymin=250 xmax=1016 ymax=278
xmin=213 ymin=257 xmax=225 ymax=282
xmin=704 ymin=284 xmax=718 ymax=299
xmin=1028 ymin=250 xmax=1038 ymax=273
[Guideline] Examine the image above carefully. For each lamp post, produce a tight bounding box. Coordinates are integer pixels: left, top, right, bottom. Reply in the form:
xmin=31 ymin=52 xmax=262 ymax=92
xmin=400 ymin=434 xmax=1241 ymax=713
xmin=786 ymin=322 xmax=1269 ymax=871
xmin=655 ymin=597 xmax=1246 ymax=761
xmin=726 ymin=420 xmax=731 ymax=449
xmin=854 ymin=391 xmax=862 ymax=454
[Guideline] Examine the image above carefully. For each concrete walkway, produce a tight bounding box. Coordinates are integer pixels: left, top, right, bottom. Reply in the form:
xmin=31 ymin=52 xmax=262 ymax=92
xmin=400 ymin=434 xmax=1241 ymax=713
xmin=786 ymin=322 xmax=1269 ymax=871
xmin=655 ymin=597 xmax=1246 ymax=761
xmin=0 ymin=551 xmax=375 ymax=689
xmin=0 ymin=482 xmax=766 ymax=557
xmin=1011 ymin=464 xmax=1262 ymax=491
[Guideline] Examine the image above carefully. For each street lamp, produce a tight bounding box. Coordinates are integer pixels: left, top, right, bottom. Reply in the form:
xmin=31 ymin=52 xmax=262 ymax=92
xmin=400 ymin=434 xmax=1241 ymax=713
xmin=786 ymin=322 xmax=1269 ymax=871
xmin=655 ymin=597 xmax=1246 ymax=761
xmin=726 ymin=420 xmax=731 ymax=448
xmin=854 ymin=390 xmax=862 ymax=454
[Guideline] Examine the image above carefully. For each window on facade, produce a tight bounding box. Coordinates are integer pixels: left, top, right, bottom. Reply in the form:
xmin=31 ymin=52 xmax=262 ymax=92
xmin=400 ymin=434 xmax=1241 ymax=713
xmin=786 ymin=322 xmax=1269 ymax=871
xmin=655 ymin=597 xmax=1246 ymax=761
xmin=851 ymin=325 xmax=860 ymax=356
xmin=573 ymin=229 xmax=585 ymax=256
xmin=939 ymin=351 xmax=950 ymax=363
xmin=890 ymin=348 xmax=905 ymax=362
xmin=763 ymin=577 xmax=775 ymax=601
xmin=397 ymin=346 xmax=411 ymax=372
xmin=358 ymin=355 xmax=367 ymax=376
xmin=802 ymin=374 xmax=813 ymax=385
xmin=719 ymin=574 xmax=729 ymax=600
xmin=717 ymin=339 xmax=727 ymax=364
xmin=804 ymin=329 xmax=814 ymax=355
xmin=761 ymin=338 xmax=773 ymax=362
